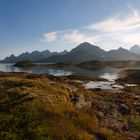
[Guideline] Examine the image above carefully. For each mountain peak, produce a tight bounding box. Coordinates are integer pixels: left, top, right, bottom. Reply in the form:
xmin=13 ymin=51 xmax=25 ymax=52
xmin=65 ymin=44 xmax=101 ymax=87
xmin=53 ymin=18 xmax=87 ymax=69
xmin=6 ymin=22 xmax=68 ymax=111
xmin=10 ymin=54 xmax=16 ymax=58
xmin=1 ymin=42 xmax=140 ymax=63
xmin=131 ymin=44 xmax=140 ymax=49
xmin=75 ymin=42 xmax=93 ymax=49
xmin=80 ymin=42 xmax=92 ymax=45
xmin=130 ymin=44 xmax=140 ymax=55
xmin=118 ymin=47 xmax=125 ymax=50
xmin=71 ymin=42 xmax=104 ymax=53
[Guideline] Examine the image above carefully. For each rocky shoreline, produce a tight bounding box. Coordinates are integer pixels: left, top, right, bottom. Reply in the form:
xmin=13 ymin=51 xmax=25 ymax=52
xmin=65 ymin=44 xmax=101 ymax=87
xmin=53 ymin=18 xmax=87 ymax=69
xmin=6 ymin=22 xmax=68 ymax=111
xmin=117 ymin=69 xmax=140 ymax=85
xmin=0 ymin=71 xmax=139 ymax=139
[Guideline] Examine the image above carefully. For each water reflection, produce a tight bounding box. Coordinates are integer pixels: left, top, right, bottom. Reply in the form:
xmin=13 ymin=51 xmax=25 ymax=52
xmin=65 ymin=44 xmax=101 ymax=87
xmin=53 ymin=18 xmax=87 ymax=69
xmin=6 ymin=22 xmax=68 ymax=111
xmin=0 ymin=63 xmax=119 ymax=78
xmin=100 ymin=72 xmax=119 ymax=81
xmin=84 ymin=81 xmax=123 ymax=92
xmin=83 ymin=69 xmax=123 ymax=92
xmin=48 ymin=69 xmax=72 ymax=76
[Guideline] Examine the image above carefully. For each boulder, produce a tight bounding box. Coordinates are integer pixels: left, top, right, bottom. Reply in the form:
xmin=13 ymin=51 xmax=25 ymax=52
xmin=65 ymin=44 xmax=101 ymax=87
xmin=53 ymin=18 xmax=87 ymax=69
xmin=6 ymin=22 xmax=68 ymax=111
xmin=119 ymin=104 xmax=130 ymax=114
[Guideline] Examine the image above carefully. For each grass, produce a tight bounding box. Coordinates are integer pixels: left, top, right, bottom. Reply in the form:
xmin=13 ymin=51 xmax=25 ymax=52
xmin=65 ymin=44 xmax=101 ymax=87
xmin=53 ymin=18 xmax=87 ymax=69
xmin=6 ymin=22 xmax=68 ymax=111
xmin=0 ymin=72 xmax=139 ymax=139
xmin=128 ymin=114 xmax=140 ymax=131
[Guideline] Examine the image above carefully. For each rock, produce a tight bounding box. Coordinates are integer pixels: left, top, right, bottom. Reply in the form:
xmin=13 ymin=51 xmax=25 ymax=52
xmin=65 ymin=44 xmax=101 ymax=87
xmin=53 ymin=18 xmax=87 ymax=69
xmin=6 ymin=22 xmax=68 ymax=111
xmin=75 ymin=94 xmax=91 ymax=108
xmin=119 ymin=104 xmax=130 ymax=114
xmin=122 ymin=125 xmax=129 ymax=131
xmin=97 ymin=111 xmax=104 ymax=118
xmin=70 ymin=95 xmax=79 ymax=103
xmin=70 ymin=94 xmax=91 ymax=108
xmin=135 ymin=107 xmax=140 ymax=115
xmin=116 ymin=98 xmax=125 ymax=104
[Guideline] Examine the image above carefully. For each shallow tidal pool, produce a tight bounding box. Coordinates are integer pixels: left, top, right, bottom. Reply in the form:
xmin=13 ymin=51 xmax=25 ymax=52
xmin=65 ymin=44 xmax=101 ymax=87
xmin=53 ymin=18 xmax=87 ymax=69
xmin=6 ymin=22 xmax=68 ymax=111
xmin=84 ymin=81 xmax=124 ymax=92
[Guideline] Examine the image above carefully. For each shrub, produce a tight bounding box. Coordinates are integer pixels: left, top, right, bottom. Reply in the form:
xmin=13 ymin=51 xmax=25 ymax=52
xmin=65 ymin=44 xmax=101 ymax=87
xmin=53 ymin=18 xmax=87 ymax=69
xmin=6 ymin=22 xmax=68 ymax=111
xmin=14 ymin=60 xmax=33 ymax=67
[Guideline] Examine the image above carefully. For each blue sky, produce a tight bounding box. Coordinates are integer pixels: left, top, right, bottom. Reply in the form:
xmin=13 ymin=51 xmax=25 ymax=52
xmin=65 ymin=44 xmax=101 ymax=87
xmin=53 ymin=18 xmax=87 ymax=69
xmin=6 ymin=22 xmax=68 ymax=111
xmin=0 ymin=0 xmax=140 ymax=59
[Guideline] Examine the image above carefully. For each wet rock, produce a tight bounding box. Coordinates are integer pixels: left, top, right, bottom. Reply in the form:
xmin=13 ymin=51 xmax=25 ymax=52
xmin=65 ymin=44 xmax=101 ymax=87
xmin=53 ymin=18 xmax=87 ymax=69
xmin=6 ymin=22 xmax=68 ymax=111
xmin=119 ymin=104 xmax=130 ymax=114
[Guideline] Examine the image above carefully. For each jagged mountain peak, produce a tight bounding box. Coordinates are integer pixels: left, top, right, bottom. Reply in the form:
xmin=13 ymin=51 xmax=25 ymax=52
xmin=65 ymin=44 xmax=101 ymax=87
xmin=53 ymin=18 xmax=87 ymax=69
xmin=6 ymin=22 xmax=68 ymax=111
xmin=131 ymin=44 xmax=140 ymax=49
xmin=118 ymin=47 xmax=125 ymax=50
xmin=1 ymin=42 xmax=140 ymax=63
xmin=10 ymin=54 xmax=16 ymax=57
xmin=130 ymin=44 xmax=140 ymax=55
xmin=71 ymin=42 xmax=104 ymax=53
xmin=117 ymin=47 xmax=129 ymax=52
xmin=75 ymin=42 xmax=99 ymax=48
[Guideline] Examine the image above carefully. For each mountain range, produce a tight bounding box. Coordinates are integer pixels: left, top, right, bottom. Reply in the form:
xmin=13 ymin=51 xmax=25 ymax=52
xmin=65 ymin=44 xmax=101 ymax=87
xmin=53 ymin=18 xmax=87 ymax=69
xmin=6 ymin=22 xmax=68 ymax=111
xmin=1 ymin=50 xmax=68 ymax=63
xmin=1 ymin=42 xmax=140 ymax=63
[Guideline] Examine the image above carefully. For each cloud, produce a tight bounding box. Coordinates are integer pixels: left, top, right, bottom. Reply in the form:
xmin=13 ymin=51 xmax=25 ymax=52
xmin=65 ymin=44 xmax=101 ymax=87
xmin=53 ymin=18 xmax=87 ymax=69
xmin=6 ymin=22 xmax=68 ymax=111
xmin=42 ymin=30 xmax=99 ymax=44
xmin=84 ymin=9 xmax=140 ymax=50
xmin=41 ymin=9 xmax=140 ymax=51
xmin=43 ymin=32 xmax=57 ymax=42
xmin=86 ymin=10 xmax=140 ymax=33
xmin=115 ymin=32 xmax=140 ymax=46
xmin=64 ymin=30 xmax=99 ymax=43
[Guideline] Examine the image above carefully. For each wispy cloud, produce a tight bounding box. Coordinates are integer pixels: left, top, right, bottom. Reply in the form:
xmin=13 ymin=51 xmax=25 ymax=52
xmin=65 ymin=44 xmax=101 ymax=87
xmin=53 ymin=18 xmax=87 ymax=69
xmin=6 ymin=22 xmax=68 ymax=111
xmin=42 ymin=30 xmax=99 ymax=44
xmin=84 ymin=9 xmax=140 ymax=50
xmin=85 ymin=10 xmax=140 ymax=32
xmin=64 ymin=30 xmax=99 ymax=43
xmin=41 ymin=9 xmax=140 ymax=51
xmin=43 ymin=32 xmax=57 ymax=42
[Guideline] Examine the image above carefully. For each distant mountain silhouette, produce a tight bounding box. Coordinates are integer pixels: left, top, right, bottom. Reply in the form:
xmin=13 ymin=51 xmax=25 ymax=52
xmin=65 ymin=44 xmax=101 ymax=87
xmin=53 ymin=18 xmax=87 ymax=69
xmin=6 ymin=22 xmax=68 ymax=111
xmin=1 ymin=42 xmax=140 ymax=63
xmin=39 ymin=42 xmax=107 ymax=63
xmin=39 ymin=43 xmax=140 ymax=63
xmin=1 ymin=50 xmax=68 ymax=63
xmin=106 ymin=47 xmax=140 ymax=60
xmin=129 ymin=45 xmax=140 ymax=55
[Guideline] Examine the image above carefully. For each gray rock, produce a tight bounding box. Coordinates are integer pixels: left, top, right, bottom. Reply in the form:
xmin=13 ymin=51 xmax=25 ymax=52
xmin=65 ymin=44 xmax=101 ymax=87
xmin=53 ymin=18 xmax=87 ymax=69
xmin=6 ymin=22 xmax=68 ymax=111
xmin=70 ymin=94 xmax=91 ymax=108
xmin=119 ymin=104 xmax=130 ymax=114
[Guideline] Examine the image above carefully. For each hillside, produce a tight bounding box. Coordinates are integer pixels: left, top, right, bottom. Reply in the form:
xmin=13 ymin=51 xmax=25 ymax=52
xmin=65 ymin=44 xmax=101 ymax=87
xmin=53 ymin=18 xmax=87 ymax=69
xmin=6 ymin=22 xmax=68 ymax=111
xmin=0 ymin=72 xmax=140 ymax=139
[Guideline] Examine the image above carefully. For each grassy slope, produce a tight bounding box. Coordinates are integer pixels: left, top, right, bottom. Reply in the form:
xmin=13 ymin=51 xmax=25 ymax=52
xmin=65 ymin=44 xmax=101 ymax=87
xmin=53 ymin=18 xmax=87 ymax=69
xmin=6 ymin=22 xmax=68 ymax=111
xmin=0 ymin=72 xmax=139 ymax=140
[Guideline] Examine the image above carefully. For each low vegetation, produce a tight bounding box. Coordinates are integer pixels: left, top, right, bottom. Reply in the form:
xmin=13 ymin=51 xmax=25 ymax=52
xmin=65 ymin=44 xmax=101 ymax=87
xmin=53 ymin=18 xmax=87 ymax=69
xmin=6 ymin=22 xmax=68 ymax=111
xmin=14 ymin=60 xmax=34 ymax=67
xmin=0 ymin=72 xmax=139 ymax=139
xmin=77 ymin=60 xmax=140 ymax=70
xmin=117 ymin=69 xmax=140 ymax=84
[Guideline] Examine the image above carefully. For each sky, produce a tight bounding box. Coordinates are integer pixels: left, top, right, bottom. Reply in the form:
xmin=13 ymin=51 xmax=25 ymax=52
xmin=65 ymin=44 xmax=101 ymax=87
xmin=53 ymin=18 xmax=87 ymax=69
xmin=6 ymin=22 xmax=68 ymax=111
xmin=0 ymin=0 xmax=140 ymax=59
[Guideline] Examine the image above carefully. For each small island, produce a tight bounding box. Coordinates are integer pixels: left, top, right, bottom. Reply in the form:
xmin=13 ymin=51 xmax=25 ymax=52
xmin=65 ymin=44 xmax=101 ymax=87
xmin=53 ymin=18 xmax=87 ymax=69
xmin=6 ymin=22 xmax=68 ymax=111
xmin=14 ymin=60 xmax=34 ymax=67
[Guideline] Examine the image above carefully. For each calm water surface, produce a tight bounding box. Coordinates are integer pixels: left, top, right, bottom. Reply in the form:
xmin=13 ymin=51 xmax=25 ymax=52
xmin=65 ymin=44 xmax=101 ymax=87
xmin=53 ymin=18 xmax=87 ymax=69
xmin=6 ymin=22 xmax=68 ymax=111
xmin=0 ymin=63 xmax=119 ymax=80
xmin=0 ymin=63 xmax=129 ymax=92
